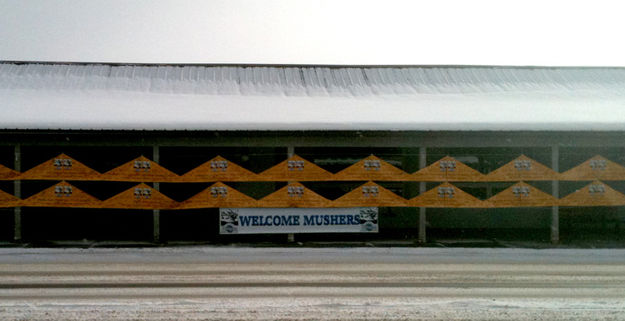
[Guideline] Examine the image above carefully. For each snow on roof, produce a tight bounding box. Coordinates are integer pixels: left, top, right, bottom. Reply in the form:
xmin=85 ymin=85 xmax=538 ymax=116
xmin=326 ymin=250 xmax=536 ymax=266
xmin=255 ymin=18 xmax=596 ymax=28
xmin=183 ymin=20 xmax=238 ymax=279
xmin=2 ymin=63 xmax=625 ymax=131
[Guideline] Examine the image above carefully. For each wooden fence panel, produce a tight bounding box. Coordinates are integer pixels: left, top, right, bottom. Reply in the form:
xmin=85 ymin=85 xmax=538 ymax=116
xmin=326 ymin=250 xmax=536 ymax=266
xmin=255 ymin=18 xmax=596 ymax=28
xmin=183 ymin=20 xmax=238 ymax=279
xmin=485 ymin=155 xmax=558 ymax=181
xmin=332 ymin=181 xmax=408 ymax=207
xmin=178 ymin=182 xmax=258 ymax=209
xmin=0 ymin=189 xmax=19 ymax=207
xmin=101 ymin=156 xmax=179 ymax=182
xmin=101 ymin=183 xmax=178 ymax=209
xmin=0 ymin=164 xmax=19 ymax=181
xmin=333 ymin=155 xmax=411 ymax=181
xmin=20 ymin=154 xmax=101 ymax=181
xmin=257 ymin=182 xmax=332 ymax=208
xmin=409 ymin=182 xmax=488 ymax=208
xmin=21 ymin=181 xmax=101 ymax=208
xmin=559 ymin=181 xmax=625 ymax=206
xmin=487 ymin=182 xmax=557 ymax=207
xmin=411 ymin=156 xmax=484 ymax=182
xmin=180 ymin=156 xmax=258 ymax=182
xmin=258 ymin=155 xmax=333 ymax=181
xmin=560 ymin=155 xmax=625 ymax=181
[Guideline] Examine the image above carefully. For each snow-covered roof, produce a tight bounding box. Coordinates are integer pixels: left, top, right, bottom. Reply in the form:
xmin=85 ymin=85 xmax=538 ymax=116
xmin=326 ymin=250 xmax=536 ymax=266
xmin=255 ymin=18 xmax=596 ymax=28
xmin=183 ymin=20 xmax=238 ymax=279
xmin=2 ymin=63 xmax=625 ymax=131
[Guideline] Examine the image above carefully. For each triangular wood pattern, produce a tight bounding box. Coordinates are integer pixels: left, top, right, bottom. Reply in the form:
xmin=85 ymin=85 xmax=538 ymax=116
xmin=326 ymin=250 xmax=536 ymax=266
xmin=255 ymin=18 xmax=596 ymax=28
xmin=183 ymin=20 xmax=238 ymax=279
xmin=0 ymin=164 xmax=19 ymax=181
xmin=178 ymin=182 xmax=258 ymax=209
xmin=101 ymin=183 xmax=178 ymax=209
xmin=20 ymin=154 xmax=101 ymax=181
xmin=332 ymin=181 xmax=408 ymax=207
xmin=101 ymin=156 xmax=179 ymax=182
xmin=409 ymin=182 xmax=488 ymax=208
xmin=0 ymin=189 xmax=19 ymax=208
xmin=180 ymin=156 xmax=259 ymax=182
xmin=257 ymin=182 xmax=332 ymax=208
xmin=559 ymin=181 xmax=625 ymax=206
xmin=21 ymin=181 xmax=101 ymax=208
xmin=411 ymin=156 xmax=484 ymax=182
xmin=487 ymin=182 xmax=557 ymax=208
xmin=560 ymin=155 xmax=625 ymax=181
xmin=485 ymin=155 xmax=559 ymax=182
xmin=258 ymin=155 xmax=333 ymax=181
xmin=333 ymin=155 xmax=411 ymax=181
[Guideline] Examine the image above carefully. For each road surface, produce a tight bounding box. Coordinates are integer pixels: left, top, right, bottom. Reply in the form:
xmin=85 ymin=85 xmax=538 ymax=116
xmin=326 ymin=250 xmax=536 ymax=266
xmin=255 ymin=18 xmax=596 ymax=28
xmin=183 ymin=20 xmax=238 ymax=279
xmin=0 ymin=247 xmax=624 ymax=320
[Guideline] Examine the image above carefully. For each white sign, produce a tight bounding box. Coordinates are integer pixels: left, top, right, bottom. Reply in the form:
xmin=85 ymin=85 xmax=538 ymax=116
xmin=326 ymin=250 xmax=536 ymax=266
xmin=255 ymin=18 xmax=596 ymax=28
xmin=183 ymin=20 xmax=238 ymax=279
xmin=220 ymin=208 xmax=378 ymax=234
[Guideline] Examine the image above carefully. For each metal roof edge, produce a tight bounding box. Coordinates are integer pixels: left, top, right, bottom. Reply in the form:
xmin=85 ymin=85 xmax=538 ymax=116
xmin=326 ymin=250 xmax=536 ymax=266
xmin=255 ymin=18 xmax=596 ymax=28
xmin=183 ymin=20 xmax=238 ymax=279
xmin=2 ymin=60 xmax=625 ymax=70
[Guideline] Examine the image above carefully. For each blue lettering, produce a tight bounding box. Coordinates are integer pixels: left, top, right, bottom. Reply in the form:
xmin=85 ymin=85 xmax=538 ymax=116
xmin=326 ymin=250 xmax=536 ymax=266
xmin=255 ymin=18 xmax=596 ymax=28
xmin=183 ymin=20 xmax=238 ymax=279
xmin=241 ymin=214 xmax=360 ymax=227
xmin=240 ymin=215 xmax=252 ymax=226
xmin=281 ymin=215 xmax=293 ymax=226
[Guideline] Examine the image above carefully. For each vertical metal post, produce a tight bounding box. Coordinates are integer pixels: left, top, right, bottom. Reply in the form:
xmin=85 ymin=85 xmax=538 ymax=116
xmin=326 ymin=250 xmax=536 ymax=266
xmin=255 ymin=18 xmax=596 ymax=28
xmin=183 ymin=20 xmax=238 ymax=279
xmin=418 ymin=147 xmax=427 ymax=244
xmin=486 ymin=185 xmax=493 ymax=198
xmin=287 ymin=146 xmax=295 ymax=243
xmin=551 ymin=145 xmax=559 ymax=244
xmin=13 ymin=145 xmax=21 ymax=242
xmin=152 ymin=145 xmax=160 ymax=243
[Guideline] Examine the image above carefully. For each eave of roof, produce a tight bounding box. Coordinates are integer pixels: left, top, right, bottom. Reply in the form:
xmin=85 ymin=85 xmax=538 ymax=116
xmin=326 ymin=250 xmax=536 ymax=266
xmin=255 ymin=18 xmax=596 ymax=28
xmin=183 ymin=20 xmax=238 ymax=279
xmin=2 ymin=62 xmax=625 ymax=131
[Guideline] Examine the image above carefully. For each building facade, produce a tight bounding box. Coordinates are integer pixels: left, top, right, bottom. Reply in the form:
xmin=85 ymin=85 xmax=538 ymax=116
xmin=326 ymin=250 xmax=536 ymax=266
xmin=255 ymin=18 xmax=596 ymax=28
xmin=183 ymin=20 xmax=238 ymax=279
xmin=2 ymin=63 xmax=625 ymax=244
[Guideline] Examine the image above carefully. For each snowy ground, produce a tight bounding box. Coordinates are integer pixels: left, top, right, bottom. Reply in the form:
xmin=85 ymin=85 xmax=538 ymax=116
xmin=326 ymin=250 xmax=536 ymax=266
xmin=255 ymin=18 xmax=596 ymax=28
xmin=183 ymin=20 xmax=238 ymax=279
xmin=0 ymin=247 xmax=624 ymax=320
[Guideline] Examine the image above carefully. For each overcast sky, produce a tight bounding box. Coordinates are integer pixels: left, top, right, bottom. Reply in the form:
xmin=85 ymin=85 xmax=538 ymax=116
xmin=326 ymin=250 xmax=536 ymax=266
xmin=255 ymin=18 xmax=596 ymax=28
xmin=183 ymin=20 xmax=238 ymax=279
xmin=1 ymin=0 xmax=624 ymax=66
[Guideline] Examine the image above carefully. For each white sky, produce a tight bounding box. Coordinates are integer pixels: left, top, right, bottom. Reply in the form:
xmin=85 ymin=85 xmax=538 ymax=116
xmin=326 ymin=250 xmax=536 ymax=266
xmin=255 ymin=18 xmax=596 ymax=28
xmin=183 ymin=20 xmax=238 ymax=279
xmin=1 ymin=0 xmax=625 ymax=66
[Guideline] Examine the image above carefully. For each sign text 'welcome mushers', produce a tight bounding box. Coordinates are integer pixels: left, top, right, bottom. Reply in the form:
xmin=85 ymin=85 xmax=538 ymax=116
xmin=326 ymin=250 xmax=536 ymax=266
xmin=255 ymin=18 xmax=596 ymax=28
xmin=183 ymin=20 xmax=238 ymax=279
xmin=219 ymin=207 xmax=378 ymax=234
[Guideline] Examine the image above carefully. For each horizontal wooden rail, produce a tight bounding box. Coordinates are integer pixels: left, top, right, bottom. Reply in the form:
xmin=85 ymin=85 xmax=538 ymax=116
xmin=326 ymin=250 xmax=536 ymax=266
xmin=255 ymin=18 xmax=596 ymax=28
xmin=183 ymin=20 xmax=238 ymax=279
xmin=4 ymin=154 xmax=625 ymax=183
xmin=2 ymin=180 xmax=624 ymax=210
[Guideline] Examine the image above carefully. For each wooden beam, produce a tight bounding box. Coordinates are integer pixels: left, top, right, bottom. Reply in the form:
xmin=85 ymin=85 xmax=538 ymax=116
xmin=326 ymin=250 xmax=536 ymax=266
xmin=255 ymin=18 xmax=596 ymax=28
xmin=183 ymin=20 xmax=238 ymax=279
xmin=551 ymin=145 xmax=559 ymax=244
xmin=153 ymin=145 xmax=160 ymax=243
xmin=13 ymin=144 xmax=21 ymax=242
xmin=418 ymin=147 xmax=427 ymax=244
